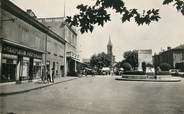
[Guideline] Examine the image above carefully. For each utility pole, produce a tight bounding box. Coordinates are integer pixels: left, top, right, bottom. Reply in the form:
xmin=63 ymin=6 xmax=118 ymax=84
xmin=63 ymin=0 xmax=67 ymax=77
xmin=43 ymin=26 xmax=50 ymax=81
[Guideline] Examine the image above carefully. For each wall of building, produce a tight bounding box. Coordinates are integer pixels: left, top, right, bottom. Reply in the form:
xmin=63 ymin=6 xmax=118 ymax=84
xmin=38 ymin=18 xmax=77 ymax=50
xmin=0 ymin=8 xmax=47 ymax=82
xmin=0 ymin=7 xmax=2 ymax=80
xmin=173 ymin=51 xmax=184 ymax=67
xmin=2 ymin=9 xmax=45 ymax=51
xmin=0 ymin=8 xmax=2 ymax=38
xmin=138 ymin=50 xmax=152 ymax=71
xmin=153 ymin=49 xmax=184 ymax=69
xmin=38 ymin=17 xmax=65 ymax=38
xmin=38 ymin=17 xmax=79 ymax=76
xmin=160 ymin=51 xmax=173 ymax=66
xmin=46 ymin=35 xmax=65 ymax=77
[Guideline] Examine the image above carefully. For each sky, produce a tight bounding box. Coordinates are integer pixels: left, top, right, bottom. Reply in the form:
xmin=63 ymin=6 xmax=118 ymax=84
xmin=10 ymin=0 xmax=184 ymax=62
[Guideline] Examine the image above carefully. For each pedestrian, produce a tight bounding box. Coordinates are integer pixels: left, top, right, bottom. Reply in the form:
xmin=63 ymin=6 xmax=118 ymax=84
xmin=154 ymin=74 xmax=157 ymax=79
xmin=47 ymin=69 xmax=51 ymax=83
xmin=92 ymin=69 xmax=95 ymax=77
xmin=110 ymin=70 xmax=113 ymax=76
xmin=51 ymin=68 xmax=55 ymax=83
xmin=84 ymin=69 xmax=87 ymax=76
xmin=41 ymin=66 xmax=46 ymax=83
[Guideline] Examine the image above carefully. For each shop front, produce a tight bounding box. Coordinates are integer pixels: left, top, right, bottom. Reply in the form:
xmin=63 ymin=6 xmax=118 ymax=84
xmin=33 ymin=59 xmax=42 ymax=79
xmin=66 ymin=51 xmax=79 ymax=76
xmin=0 ymin=43 xmax=43 ymax=83
xmin=1 ymin=54 xmax=17 ymax=82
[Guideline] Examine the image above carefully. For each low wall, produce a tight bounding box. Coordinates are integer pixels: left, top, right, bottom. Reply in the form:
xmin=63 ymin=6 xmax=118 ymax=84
xmin=156 ymin=75 xmax=172 ymax=79
xmin=122 ymin=75 xmax=147 ymax=79
xmin=122 ymin=74 xmax=172 ymax=79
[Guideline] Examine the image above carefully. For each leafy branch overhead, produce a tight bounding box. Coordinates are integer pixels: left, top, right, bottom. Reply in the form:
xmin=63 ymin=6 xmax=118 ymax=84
xmin=163 ymin=0 xmax=184 ymax=14
xmin=65 ymin=0 xmax=184 ymax=34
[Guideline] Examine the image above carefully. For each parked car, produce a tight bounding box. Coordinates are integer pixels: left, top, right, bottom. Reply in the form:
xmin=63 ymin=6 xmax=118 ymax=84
xmin=169 ymin=69 xmax=179 ymax=75
xmin=178 ymin=72 xmax=184 ymax=76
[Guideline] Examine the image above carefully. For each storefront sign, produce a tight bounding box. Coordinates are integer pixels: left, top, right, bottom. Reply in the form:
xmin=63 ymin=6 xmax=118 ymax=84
xmin=2 ymin=58 xmax=17 ymax=64
xmin=2 ymin=54 xmax=18 ymax=59
xmin=2 ymin=45 xmax=42 ymax=59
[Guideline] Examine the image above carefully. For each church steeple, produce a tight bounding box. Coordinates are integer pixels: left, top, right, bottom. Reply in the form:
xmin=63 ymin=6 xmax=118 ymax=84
xmin=107 ymin=35 xmax=113 ymax=55
xmin=107 ymin=35 xmax=112 ymax=47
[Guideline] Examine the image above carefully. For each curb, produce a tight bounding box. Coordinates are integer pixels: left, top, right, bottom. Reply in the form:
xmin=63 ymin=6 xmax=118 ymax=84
xmin=0 ymin=78 xmax=78 ymax=97
xmin=115 ymin=78 xmax=181 ymax=82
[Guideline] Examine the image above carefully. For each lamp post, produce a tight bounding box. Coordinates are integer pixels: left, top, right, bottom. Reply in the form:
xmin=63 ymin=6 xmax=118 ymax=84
xmin=43 ymin=26 xmax=50 ymax=82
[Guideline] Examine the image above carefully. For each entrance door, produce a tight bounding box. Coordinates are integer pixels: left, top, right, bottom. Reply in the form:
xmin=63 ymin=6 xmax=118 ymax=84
xmin=60 ymin=65 xmax=64 ymax=77
xmin=22 ymin=57 xmax=30 ymax=80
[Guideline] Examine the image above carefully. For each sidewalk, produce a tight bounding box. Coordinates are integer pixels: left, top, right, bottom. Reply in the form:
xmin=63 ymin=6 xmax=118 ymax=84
xmin=0 ymin=77 xmax=79 ymax=96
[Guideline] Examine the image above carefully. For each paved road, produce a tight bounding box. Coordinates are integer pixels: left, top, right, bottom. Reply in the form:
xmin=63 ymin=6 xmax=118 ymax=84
xmin=1 ymin=75 xmax=184 ymax=114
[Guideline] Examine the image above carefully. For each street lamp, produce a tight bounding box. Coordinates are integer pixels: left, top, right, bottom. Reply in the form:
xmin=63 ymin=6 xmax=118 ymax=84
xmin=42 ymin=26 xmax=51 ymax=82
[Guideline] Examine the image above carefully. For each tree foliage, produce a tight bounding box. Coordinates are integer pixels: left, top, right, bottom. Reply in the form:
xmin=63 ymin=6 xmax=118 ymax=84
xmin=163 ymin=0 xmax=184 ymax=15
xmin=123 ymin=50 xmax=138 ymax=69
xmin=141 ymin=62 xmax=146 ymax=72
xmin=160 ymin=63 xmax=171 ymax=71
xmin=65 ymin=0 xmax=184 ymax=34
xmin=90 ymin=52 xmax=111 ymax=69
xmin=122 ymin=62 xmax=132 ymax=71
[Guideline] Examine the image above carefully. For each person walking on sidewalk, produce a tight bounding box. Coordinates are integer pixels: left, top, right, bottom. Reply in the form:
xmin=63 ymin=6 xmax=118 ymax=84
xmin=41 ymin=66 xmax=47 ymax=83
xmin=51 ymin=68 xmax=55 ymax=83
xmin=47 ymin=69 xmax=51 ymax=83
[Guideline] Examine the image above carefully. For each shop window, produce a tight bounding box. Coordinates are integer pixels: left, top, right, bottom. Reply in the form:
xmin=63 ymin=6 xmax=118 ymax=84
xmin=1 ymin=58 xmax=17 ymax=82
xmin=182 ymin=53 xmax=184 ymax=60
xmin=33 ymin=61 xmax=42 ymax=79
xmin=21 ymin=57 xmax=30 ymax=80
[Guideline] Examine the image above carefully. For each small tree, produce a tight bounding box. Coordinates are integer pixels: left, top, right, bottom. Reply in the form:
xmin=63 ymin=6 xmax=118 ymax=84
xmin=160 ymin=63 xmax=171 ymax=71
xmin=123 ymin=50 xmax=138 ymax=70
xmin=142 ymin=62 xmax=146 ymax=73
xmin=90 ymin=52 xmax=111 ymax=70
xmin=122 ymin=62 xmax=132 ymax=71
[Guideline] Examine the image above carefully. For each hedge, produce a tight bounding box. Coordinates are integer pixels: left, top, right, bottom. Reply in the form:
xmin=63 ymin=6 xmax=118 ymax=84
xmin=123 ymin=71 xmax=145 ymax=75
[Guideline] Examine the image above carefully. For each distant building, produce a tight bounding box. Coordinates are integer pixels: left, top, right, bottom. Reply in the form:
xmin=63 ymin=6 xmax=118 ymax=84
xmin=82 ymin=59 xmax=90 ymax=64
xmin=138 ymin=49 xmax=153 ymax=71
xmin=107 ymin=35 xmax=115 ymax=67
xmin=81 ymin=58 xmax=91 ymax=69
xmin=153 ymin=45 xmax=184 ymax=71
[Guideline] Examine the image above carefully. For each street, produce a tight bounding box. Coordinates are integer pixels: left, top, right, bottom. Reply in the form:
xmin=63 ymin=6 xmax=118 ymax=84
xmin=1 ymin=76 xmax=184 ymax=114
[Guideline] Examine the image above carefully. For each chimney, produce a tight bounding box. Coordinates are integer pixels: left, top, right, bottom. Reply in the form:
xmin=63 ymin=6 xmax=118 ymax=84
xmin=26 ymin=9 xmax=37 ymax=18
xmin=167 ymin=46 xmax=171 ymax=50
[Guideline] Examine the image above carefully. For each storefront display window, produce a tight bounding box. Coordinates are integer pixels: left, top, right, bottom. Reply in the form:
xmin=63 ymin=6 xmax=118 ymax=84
xmin=33 ymin=59 xmax=42 ymax=79
xmin=22 ymin=57 xmax=30 ymax=80
xmin=1 ymin=54 xmax=17 ymax=82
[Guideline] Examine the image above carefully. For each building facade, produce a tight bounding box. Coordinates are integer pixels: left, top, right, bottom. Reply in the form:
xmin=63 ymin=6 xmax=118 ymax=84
xmin=153 ymin=46 xmax=184 ymax=71
xmin=0 ymin=0 xmax=66 ymax=83
xmin=37 ymin=17 xmax=79 ymax=76
xmin=46 ymin=34 xmax=65 ymax=78
xmin=138 ymin=49 xmax=153 ymax=71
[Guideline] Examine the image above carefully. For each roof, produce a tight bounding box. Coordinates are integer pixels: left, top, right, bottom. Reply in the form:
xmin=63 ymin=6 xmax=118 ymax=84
xmin=174 ymin=44 xmax=184 ymax=49
xmin=155 ymin=44 xmax=184 ymax=56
